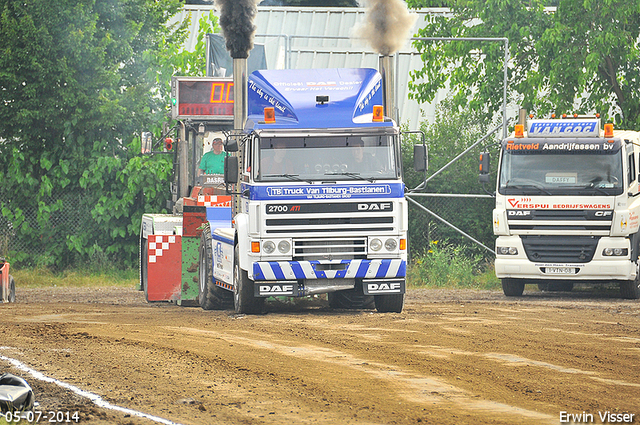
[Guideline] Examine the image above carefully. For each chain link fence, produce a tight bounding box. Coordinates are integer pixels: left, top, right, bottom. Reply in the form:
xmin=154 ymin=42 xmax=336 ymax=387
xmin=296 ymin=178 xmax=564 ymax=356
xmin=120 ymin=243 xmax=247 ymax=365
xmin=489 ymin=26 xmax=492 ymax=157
xmin=406 ymin=193 xmax=495 ymax=259
xmin=0 ymin=190 xmax=93 ymax=259
xmin=0 ymin=189 xmax=497 ymax=264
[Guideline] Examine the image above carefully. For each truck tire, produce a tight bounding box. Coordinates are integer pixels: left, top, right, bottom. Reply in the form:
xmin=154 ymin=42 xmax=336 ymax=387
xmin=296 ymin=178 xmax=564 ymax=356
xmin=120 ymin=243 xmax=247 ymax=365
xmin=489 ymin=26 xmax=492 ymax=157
xmin=502 ymin=278 xmax=525 ymax=297
xmin=233 ymin=245 xmax=264 ymax=314
xmin=327 ymin=281 xmax=374 ymax=309
xmin=620 ymin=264 xmax=640 ymax=299
xmin=374 ymin=294 xmax=404 ymax=313
xmin=328 ymin=290 xmax=375 ymax=309
xmin=198 ymin=224 xmax=233 ymax=310
xmin=8 ymin=275 xmax=15 ymax=303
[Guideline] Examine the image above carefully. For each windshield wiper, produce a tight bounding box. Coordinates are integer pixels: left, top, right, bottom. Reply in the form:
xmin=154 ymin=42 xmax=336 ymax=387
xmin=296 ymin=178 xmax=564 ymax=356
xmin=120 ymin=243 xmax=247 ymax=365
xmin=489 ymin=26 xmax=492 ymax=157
xmin=504 ymin=181 xmax=552 ymax=195
xmin=553 ymin=183 xmax=613 ymax=196
xmin=324 ymin=172 xmax=375 ymax=183
xmin=585 ymin=183 xmax=611 ymax=196
xmin=263 ymin=173 xmax=312 ymax=183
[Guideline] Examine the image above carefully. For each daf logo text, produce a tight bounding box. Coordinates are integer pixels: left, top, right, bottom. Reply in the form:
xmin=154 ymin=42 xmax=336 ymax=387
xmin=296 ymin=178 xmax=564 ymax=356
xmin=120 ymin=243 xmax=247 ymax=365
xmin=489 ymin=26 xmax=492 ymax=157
xmin=358 ymin=202 xmax=392 ymax=211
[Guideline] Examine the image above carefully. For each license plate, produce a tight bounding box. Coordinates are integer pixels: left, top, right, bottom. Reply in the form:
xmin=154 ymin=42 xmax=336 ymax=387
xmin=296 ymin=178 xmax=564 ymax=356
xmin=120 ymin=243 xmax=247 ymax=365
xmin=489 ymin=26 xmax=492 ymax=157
xmin=545 ymin=267 xmax=573 ymax=275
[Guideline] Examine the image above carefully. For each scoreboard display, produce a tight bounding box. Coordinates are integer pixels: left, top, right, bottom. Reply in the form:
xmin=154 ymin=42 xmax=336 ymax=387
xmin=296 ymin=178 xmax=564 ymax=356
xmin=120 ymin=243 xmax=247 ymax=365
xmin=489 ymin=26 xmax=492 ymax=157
xmin=171 ymin=77 xmax=234 ymax=120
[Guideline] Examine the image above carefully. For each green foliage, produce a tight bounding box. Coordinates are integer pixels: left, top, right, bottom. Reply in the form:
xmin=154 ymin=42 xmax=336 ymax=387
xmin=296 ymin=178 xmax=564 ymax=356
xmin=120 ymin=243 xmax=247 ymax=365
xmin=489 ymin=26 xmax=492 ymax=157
xmin=407 ymin=240 xmax=499 ymax=289
xmin=0 ymin=0 xmax=189 ymax=268
xmin=403 ymin=99 xmax=496 ymax=258
xmin=407 ymin=0 xmax=640 ymax=129
xmin=158 ymin=10 xmax=220 ymax=81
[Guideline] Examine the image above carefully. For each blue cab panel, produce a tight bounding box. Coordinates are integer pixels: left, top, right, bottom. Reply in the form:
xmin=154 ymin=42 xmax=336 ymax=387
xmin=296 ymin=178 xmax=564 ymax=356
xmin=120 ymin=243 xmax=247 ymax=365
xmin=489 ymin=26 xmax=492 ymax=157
xmin=246 ymin=68 xmax=392 ymax=130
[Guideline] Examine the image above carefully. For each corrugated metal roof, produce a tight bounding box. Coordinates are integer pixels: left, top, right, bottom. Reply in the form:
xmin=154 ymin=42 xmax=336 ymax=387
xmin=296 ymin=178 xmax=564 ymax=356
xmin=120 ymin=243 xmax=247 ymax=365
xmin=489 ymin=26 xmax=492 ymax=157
xmin=173 ymin=6 xmax=452 ymax=130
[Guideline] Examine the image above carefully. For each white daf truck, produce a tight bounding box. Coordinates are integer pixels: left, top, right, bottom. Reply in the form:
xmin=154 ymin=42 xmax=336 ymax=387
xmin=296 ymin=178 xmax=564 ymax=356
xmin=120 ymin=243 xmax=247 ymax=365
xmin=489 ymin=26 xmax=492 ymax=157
xmin=486 ymin=116 xmax=640 ymax=298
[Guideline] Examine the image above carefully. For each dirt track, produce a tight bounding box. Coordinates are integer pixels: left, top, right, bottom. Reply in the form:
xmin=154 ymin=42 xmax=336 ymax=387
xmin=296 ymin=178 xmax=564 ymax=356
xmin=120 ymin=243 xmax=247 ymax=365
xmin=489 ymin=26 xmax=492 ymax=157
xmin=1 ymin=286 xmax=639 ymax=425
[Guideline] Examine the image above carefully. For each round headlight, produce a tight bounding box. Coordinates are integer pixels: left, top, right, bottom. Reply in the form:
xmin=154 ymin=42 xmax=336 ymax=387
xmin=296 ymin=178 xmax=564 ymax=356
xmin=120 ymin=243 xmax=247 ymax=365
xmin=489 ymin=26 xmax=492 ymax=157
xmin=263 ymin=241 xmax=276 ymax=254
xmin=603 ymin=247 xmax=613 ymax=256
xmin=508 ymin=247 xmax=518 ymax=255
xmin=497 ymin=247 xmax=508 ymax=255
xmin=384 ymin=238 xmax=397 ymax=251
xmin=278 ymin=240 xmax=291 ymax=254
xmin=370 ymin=238 xmax=382 ymax=251
xmin=613 ymin=248 xmax=624 ymax=256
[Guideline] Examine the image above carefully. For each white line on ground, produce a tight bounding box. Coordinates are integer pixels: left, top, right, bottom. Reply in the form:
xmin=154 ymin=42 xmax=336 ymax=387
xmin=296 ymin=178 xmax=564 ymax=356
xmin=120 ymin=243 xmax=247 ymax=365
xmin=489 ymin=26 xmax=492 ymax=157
xmin=0 ymin=353 xmax=182 ymax=425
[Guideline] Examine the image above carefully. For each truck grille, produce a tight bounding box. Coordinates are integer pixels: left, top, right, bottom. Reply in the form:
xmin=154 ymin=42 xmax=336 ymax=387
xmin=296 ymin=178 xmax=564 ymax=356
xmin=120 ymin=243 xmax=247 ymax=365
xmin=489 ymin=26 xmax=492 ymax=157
xmin=265 ymin=216 xmax=393 ymax=233
xmin=520 ymin=235 xmax=600 ymax=263
xmin=263 ymin=201 xmax=400 ymax=260
xmin=508 ymin=209 xmax=612 ymax=234
xmin=293 ymin=238 xmax=367 ymax=261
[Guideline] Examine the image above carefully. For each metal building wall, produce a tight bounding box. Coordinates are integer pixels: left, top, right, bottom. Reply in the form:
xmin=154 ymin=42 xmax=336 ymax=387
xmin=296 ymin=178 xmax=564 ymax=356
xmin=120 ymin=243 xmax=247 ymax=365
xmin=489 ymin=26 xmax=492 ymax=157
xmin=171 ymin=6 xmax=453 ymax=131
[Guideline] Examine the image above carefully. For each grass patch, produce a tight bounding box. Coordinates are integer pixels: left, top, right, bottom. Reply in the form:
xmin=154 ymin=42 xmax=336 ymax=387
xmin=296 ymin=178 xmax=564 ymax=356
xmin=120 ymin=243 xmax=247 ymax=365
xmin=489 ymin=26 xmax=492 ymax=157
xmin=408 ymin=240 xmax=500 ymax=290
xmin=11 ymin=266 xmax=138 ymax=289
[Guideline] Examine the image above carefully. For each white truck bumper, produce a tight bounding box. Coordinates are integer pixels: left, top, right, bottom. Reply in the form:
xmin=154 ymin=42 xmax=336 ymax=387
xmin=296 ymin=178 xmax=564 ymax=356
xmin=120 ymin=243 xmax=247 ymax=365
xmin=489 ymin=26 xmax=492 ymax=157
xmin=495 ymin=235 xmax=635 ymax=281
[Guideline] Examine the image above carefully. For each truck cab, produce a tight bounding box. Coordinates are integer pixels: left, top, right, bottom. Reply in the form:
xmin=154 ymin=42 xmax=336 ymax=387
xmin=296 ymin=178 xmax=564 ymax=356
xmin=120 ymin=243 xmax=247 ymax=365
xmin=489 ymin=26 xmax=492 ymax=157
xmin=141 ymin=67 xmax=419 ymax=313
xmin=202 ymin=68 xmax=408 ymax=314
xmin=490 ymin=117 xmax=640 ymax=298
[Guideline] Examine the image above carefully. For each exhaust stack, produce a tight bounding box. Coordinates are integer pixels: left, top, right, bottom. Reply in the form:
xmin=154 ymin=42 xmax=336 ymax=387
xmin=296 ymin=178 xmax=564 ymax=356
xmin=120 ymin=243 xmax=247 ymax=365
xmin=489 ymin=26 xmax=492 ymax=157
xmin=358 ymin=0 xmax=417 ymax=124
xmin=379 ymin=55 xmax=396 ymax=123
xmin=233 ymin=58 xmax=248 ymax=132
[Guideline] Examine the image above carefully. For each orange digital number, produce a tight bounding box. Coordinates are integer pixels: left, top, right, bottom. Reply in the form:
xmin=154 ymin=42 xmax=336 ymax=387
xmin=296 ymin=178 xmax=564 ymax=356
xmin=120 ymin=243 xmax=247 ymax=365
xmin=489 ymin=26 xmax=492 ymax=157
xmin=210 ymin=82 xmax=225 ymax=103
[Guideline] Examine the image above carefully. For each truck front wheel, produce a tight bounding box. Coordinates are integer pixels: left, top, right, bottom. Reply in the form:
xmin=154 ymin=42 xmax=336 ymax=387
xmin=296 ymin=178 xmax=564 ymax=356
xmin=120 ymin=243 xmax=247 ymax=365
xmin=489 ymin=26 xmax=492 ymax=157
xmin=502 ymin=278 xmax=525 ymax=297
xmin=233 ymin=245 xmax=264 ymax=314
xmin=374 ymin=293 xmax=404 ymax=313
xmin=327 ymin=280 xmax=374 ymax=309
xmin=620 ymin=262 xmax=640 ymax=299
xmin=198 ymin=224 xmax=233 ymax=310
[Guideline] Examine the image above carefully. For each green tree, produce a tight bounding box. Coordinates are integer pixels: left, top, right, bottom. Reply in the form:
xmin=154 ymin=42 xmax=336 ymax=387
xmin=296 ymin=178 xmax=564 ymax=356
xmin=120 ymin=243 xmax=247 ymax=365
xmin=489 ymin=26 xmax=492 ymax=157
xmin=406 ymin=0 xmax=640 ymax=129
xmin=0 ymin=0 xmax=187 ymax=268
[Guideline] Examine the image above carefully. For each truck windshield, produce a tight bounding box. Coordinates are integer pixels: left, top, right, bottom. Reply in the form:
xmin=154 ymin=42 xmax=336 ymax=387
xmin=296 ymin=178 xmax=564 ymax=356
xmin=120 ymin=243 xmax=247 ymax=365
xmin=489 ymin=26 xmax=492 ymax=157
xmin=255 ymin=134 xmax=398 ymax=182
xmin=498 ymin=143 xmax=624 ymax=196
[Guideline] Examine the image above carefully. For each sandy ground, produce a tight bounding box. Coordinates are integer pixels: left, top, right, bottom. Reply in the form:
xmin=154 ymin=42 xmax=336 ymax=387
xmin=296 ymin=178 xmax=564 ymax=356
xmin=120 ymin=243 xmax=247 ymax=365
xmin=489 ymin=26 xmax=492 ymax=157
xmin=1 ymin=285 xmax=639 ymax=424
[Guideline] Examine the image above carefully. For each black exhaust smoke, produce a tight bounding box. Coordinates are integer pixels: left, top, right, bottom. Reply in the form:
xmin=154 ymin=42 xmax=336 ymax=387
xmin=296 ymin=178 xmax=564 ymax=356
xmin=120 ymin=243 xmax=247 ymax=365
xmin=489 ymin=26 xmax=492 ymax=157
xmin=215 ymin=0 xmax=258 ymax=130
xmin=357 ymin=0 xmax=417 ymax=56
xmin=215 ymin=0 xmax=258 ymax=59
xmin=357 ymin=0 xmax=417 ymax=122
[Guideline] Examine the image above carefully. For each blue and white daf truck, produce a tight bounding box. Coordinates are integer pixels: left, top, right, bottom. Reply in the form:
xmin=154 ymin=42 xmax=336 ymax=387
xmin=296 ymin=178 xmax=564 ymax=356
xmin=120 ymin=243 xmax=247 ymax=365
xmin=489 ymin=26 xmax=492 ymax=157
xmin=487 ymin=116 xmax=640 ymax=299
xmin=197 ymin=66 xmax=411 ymax=314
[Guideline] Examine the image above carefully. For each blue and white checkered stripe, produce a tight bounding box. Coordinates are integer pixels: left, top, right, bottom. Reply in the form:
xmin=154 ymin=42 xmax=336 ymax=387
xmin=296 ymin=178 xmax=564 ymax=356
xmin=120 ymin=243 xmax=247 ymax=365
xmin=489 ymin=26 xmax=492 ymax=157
xmin=252 ymin=259 xmax=406 ymax=281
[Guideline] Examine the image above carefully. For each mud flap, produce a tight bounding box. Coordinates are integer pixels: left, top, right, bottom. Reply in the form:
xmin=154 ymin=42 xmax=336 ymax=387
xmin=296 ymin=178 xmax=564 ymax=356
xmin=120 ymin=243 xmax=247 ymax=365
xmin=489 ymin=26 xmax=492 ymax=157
xmin=362 ymin=279 xmax=405 ymax=295
xmin=0 ymin=373 xmax=34 ymax=413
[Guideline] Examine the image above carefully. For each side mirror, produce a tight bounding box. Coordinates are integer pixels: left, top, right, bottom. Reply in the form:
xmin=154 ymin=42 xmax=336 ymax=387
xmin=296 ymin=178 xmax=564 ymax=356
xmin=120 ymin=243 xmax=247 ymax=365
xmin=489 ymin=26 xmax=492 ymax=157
xmin=479 ymin=152 xmax=490 ymax=183
xmin=225 ymin=137 xmax=239 ymax=153
xmin=224 ymin=156 xmax=238 ymax=184
xmin=413 ymin=144 xmax=428 ymax=172
xmin=141 ymin=132 xmax=152 ymax=154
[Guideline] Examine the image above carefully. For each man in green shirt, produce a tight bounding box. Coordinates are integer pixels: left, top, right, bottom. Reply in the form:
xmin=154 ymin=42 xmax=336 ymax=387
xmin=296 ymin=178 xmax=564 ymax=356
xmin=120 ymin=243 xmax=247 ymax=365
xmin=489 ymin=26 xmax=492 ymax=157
xmin=199 ymin=137 xmax=225 ymax=175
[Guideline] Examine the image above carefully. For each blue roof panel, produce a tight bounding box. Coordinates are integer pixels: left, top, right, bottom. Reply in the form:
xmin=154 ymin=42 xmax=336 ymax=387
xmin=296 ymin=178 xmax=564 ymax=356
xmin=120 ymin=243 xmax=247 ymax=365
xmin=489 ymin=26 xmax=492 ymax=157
xmin=247 ymin=68 xmax=392 ymax=130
